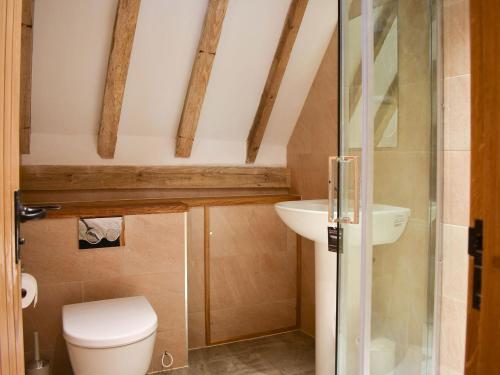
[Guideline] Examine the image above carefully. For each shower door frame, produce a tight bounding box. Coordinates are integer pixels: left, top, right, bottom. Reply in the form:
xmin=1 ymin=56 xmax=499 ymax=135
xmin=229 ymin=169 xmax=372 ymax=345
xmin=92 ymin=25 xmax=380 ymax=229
xmin=335 ymin=0 xmax=375 ymax=372
xmin=335 ymin=0 xmax=443 ymax=373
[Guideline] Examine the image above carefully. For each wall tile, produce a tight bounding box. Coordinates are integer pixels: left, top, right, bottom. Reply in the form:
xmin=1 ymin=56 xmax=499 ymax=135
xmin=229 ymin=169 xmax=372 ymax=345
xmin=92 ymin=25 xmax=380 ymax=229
xmin=210 ymin=300 xmax=297 ymax=343
xmin=22 ymin=213 xmax=188 ymax=371
xmin=374 ymin=151 xmax=430 ymax=221
xmin=443 ymin=0 xmax=470 ymax=77
xmin=444 ymin=75 xmax=471 ymax=151
xmin=82 ymin=272 xmax=186 ymax=332
xmin=22 ymin=218 xmax=125 ymax=284
xmin=287 ymin=31 xmax=338 ymax=335
xmin=442 ymin=224 xmax=469 ymax=302
xmin=398 ymin=82 xmax=432 ymax=152
xmin=439 ymin=296 xmax=466 ymax=373
xmin=439 ymin=365 xmax=463 ymax=375
xmin=23 ymin=282 xmax=83 ymax=353
xmin=149 ymin=329 xmax=188 ymax=372
xmin=123 ymin=213 xmax=185 ymax=275
xmin=188 ymin=312 xmax=206 ymax=349
xmin=443 ymin=151 xmax=471 ymax=226
xmin=398 ymin=0 xmax=431 ymax=85
xmin=187 ymin=206 xmax=205 ymax=351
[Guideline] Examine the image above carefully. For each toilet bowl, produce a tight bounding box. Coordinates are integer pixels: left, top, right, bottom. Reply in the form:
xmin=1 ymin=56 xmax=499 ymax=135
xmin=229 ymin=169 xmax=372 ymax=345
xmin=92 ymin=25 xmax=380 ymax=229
xmin=63 ymin=296 xmax=158 ymax=375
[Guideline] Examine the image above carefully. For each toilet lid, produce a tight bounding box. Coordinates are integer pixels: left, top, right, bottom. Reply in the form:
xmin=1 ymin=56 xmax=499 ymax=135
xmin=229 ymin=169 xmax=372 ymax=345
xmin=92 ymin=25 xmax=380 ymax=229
xmin=63 ymin=296 xmax=158 ymax=348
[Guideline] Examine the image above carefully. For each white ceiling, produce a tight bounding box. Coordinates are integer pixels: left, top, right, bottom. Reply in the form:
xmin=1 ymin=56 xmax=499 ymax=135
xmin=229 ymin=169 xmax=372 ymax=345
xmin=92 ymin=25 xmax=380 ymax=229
xmin=23 ymin=0 xmax=337 ymax=166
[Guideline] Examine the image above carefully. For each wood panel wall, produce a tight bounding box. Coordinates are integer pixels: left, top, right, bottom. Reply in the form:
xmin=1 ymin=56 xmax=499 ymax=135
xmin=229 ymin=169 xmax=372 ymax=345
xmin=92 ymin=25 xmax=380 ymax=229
xmin=466 ymin=0 xmax=500 ymax=373
xmin=0 ymin=0 xmax=24 ymax=373
xmin=20 ymin=165 xmax=291 ymax=191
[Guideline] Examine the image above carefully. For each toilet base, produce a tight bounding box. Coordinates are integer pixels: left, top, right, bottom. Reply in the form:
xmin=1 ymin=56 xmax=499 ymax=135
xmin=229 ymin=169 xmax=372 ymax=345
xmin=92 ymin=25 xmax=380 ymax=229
xmin=66 ymin=332 xmax=156 ymax=375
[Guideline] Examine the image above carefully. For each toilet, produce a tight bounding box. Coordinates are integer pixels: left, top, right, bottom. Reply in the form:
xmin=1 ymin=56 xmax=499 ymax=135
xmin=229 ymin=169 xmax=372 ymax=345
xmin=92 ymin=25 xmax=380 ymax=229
xmin=62 ymin=296 xmax=158 ymax=375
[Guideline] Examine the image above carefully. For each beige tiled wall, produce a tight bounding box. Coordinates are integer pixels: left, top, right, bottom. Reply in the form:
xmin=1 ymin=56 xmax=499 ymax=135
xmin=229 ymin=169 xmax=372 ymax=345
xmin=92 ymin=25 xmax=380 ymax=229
xmin=370 ymin=0 xmax=434 ymax=365
xmin=187 ymin=207 xmax=206 ymax=349
xmin=440 ymin=0 xmax=471 ymax=374
xmin=287 ymin=30 xmax=339 ymax=337
xmin=208 ymin=205 xmax=297 ymax=342
xmin=21 ymin=213 xmax=188 ymax=374
xmin=187 ymin=204 xmax=298 ymax=347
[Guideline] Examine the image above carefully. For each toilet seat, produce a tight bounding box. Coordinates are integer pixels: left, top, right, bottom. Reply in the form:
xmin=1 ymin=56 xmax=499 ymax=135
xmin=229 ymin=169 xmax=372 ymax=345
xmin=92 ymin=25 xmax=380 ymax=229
xmin=63 ymin=296 xmax=158 ymax=348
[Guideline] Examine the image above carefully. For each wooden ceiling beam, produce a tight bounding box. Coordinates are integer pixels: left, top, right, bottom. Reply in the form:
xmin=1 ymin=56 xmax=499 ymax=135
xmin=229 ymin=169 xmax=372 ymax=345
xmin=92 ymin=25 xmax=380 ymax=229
xmin=176 ymin=0 xmax=229 ymax=158
xmin=246 ymin=0 xmax=309 ymax=164
xmin=20 ymin=0 xmax=34 ymax=154
xmin=97 ymin=0 xmax=141 ymax=159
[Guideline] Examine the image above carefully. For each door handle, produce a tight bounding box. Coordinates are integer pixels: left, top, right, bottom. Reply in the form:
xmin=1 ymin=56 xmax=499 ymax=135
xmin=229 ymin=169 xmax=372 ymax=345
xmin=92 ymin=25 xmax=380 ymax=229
xmin=18 ymin=205 xmax=60 ymax=222
xmin=14 ymin=191 xmax=61 ymax=263
xmin=328 ymin=155 xmax=360 ymax=225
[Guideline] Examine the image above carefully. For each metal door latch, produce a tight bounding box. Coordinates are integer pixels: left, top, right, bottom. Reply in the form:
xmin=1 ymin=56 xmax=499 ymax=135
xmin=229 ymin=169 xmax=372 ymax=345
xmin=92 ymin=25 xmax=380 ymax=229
xmin=468 ymin=219 xmax=483 ymax=310
xmin=14 ymin=191 xmax=60 ymax=263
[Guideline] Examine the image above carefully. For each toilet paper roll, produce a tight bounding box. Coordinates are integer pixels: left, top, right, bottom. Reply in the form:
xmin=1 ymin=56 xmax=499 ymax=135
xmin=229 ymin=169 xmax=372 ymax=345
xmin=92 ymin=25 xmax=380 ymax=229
xmin=21 ymin=273 xmax=38 ymax=309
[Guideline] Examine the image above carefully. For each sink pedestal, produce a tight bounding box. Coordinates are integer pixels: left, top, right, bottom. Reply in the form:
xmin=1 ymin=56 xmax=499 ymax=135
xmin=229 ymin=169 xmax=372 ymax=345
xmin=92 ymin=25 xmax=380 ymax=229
xmin=314 ymin=241 xmax=337 ymax=375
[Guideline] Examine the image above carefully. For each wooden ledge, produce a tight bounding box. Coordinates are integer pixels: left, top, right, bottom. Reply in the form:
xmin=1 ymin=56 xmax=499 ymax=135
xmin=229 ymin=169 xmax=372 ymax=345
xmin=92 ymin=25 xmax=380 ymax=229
xmin=178 ymin=194 xmax=300 ymax=207
xmin=43 ymin=200 xmax=188 ymax=219
xmin=21 ymin=165 xmax=291 ymax=190
xmin=31 ymin=194 xmax=300 ymax=219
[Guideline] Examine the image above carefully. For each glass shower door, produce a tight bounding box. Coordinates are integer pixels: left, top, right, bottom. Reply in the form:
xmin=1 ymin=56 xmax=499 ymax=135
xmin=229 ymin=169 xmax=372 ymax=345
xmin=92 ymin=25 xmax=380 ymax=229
xmin=332 ymin=0 xmax=372 ymax=374
xmin=333 ymin=0 xmax=436 ymax=374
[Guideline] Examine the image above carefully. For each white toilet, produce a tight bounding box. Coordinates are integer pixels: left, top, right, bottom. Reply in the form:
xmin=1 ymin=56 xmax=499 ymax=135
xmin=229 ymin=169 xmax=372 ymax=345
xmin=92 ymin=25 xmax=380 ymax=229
xmin=62 ymin=296 xmax=158 ymax=375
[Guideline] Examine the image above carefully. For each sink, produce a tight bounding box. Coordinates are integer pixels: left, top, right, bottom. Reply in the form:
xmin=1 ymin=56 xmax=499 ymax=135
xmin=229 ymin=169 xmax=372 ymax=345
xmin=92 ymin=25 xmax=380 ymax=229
xmin=275 ymin=199 xmax=410 ymax=245
xmin=274 ymin=199 xmax=411 ymax=375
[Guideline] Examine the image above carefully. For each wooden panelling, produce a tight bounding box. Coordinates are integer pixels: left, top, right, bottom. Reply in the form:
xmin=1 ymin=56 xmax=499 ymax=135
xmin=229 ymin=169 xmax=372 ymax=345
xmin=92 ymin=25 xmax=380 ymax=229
xmin=28 ymin=195 xmax=300 ymax=219
xmin=466 ymin=0 xmax=500 ymax=373
xmin=179 ymin=194 xmax=299 ymax=207
xmin=97 ymin=0 xmax=141 ymax=159
xmin=0 ymin=0 xmax=24 ymax=373
xmin=19 ymin=0 xmax=33 ymax=154
xmin=21 ymin=165 xmax=291 ymax=190
xmin=246 ymin=0 xmax=309 ymax=164
xmin=176 ymin=0 xmax=228 ymax=157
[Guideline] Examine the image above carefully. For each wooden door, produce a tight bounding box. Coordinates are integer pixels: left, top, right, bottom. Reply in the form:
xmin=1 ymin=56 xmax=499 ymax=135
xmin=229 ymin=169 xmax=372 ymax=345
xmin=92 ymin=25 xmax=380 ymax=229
xmin=466 ymin=1 xmax=500 ymax=374
xmin=0 ymin=0 xmax=24 ymax=374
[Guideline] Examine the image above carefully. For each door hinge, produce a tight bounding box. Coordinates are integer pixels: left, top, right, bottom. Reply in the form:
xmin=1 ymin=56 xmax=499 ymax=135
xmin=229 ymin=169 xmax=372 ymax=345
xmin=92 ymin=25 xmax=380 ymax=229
xmin=468 ymin=219 xmax=483 ymax=310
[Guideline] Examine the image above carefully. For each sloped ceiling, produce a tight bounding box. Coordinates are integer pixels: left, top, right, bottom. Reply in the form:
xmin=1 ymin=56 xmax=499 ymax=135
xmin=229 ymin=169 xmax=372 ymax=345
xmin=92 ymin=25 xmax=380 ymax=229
xmin=22 ymin=0 xmax=337 ymax=166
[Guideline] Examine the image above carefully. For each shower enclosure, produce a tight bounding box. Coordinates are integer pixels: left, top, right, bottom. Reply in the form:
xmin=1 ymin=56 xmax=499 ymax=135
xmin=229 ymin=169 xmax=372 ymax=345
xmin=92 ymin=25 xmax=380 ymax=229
xmin=331 ymin=0 xmax=439 ymax=374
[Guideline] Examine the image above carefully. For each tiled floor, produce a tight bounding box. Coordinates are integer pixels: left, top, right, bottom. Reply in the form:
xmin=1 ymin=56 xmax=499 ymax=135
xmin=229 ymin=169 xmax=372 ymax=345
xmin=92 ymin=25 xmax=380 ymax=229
xmin=170 ymin=331 xmax=315 ymax=375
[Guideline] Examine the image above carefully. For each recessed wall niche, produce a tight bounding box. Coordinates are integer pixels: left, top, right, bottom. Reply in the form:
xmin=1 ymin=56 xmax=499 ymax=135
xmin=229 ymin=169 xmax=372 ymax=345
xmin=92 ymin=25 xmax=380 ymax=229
xmin=78 ymin=217 xmax=124 ymax=249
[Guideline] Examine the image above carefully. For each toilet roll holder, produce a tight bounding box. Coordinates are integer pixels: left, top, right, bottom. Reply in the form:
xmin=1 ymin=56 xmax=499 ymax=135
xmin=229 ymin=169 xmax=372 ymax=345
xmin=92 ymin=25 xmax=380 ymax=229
xmin=14 ymin=191 xmax=60 ymax=263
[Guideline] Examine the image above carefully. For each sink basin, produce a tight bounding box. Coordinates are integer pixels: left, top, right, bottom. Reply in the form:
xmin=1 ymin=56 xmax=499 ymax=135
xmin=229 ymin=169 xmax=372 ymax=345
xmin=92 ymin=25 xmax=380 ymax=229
xmin=275 ymin=199 xmax=410 ymax=245
xmin=274 ymin=199 xmax=411 ymax=375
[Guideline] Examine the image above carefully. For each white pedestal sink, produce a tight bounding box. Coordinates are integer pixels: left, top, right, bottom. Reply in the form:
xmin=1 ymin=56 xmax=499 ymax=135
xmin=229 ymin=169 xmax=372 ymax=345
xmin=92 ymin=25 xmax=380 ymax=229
xmin=275 ymin=200 xmax=410 ymax=375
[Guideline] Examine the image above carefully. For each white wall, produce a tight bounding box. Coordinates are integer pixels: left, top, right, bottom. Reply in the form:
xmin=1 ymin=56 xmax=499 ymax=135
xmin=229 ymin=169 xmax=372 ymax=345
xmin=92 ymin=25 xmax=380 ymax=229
xmin=23 ymin=0 xmax=337 ymax=166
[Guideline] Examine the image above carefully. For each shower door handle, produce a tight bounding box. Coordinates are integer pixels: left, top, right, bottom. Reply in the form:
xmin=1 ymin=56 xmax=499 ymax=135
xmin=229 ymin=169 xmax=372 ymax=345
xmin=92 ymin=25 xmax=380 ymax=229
xmin=328 ymin=155 xmax=360 ymax=225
